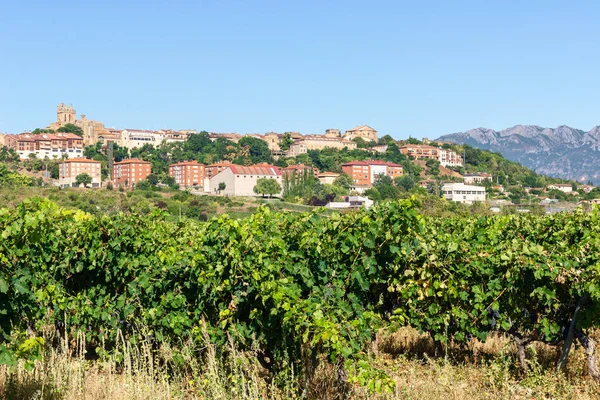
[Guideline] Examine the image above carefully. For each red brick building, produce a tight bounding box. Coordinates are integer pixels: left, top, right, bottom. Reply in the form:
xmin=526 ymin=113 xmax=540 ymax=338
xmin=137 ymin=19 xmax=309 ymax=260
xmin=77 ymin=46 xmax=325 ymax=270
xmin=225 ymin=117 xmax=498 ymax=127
xmin=169 ymin=161 xmax=205 ymax=188
xmin=342 ymin=160 xmax=403 ymax=187
xmin=112 ymin=158 xmax=152 ymax=188
xmin=205 ymin=161 xmax=237 ymax=179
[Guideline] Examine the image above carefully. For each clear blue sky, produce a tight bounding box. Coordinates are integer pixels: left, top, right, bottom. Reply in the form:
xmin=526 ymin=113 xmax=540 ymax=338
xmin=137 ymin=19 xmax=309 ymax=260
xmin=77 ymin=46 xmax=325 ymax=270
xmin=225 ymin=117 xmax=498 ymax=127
xmin=1 ymin=0 xmax=599 ymax=138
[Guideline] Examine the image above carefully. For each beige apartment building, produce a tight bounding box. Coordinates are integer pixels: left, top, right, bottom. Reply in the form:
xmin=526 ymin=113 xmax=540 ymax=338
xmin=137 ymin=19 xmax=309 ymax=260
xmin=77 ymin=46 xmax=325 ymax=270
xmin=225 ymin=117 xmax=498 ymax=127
xmin=287 ymin=136 xmax=357 ymax=157
xmin=343 ymin=125 xmax=378 ymax=142
xmin=57 ymin=158 xmax=102 ymax=188
xmin=169 ymin=161 xmax=206 ymax=188
xmin=112 ymin=159 xmax=152 ymax=188
xmin=400 ymin=144 xmax=463 ymax=167
xmin=463 ymin=173 xmax=493 ymax=184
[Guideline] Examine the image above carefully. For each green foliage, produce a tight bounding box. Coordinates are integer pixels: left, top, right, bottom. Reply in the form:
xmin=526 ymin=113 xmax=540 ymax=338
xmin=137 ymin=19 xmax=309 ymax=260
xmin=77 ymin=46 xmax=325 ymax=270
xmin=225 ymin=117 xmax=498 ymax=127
xmin=75 ymin=173 xmax=92 ymax=187
xmin=0 ymin=163 xmax=33 ymax=186
xmin=238 ymin=136 xmax=273 ymax=164
xmin=1 ymin=199 xmax=600 ymax=390
xmin=58 ymin=123 xmax=84 ymax=137
xmin=333 ymin=173 xmax=353 ymax=190
xmin=253 ymin=178 xmax=282 ymax=198
xmin=395 ymin=175 xmax=415 ymax=192
xmin=279 ymin=133 xmax=294 ymax=151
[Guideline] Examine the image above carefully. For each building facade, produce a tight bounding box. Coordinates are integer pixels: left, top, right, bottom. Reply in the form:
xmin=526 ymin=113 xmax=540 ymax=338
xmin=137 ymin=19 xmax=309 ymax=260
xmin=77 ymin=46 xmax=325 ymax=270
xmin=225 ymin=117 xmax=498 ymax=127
xmin=438 ymin=148 xmax=463 ymax=167
xmin=548 ymin=184 xmax=573 ymax=193
xmin=47 ymin=103 xmax=110 ymax=146
xmin=400 ymin=144 xmax=463 ymax=167
xmin=463 ymin=173 xmax=493 ymax=184
xmin=112 ymin=159 xmax=152 ymax=188
xmin=442 ymin=183 xmax=487 ymax=204
xmin=342 ymin=160 xmax=403 ymax=187
xmin=4 ymin=132 xmax=84 ymax=159
xmin=287 ymin=136 xmax=357 ymax=157
xmin=209 ymin=164 xmax=282 ymax=197
xmin=169 ymin=161 xmax=205 ymax=188
xmin=343 ymin=125 xmax=378 ymax=142
xmin=317 ymin=171 xmax=340 ymax=185
xmin=57 ymin=158 xmax=102 ymax=188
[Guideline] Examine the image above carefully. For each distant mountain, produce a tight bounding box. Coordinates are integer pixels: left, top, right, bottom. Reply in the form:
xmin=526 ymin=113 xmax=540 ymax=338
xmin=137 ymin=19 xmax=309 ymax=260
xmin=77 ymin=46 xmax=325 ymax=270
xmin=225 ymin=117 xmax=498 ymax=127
xmin=437 ymin=125 xmax=600 ymax=185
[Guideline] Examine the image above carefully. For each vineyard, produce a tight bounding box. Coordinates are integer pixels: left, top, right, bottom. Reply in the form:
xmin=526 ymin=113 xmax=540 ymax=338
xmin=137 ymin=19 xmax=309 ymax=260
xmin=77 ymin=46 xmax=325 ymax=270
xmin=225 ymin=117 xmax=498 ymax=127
xmin=1 ymin=197 xmax=600 ymax=397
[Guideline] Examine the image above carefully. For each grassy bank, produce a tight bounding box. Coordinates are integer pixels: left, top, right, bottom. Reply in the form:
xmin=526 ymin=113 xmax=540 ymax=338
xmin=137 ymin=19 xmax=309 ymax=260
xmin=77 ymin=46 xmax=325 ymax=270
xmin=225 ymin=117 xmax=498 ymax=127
xmin=2 ymin=328 xmax=600 ymax=399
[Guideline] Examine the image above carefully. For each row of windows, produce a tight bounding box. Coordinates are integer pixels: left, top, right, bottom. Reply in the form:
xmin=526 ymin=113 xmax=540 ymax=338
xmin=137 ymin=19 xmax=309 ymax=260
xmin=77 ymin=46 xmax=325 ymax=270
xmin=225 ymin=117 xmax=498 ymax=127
xmin=444 ymin=190 xmax=485 ymax=195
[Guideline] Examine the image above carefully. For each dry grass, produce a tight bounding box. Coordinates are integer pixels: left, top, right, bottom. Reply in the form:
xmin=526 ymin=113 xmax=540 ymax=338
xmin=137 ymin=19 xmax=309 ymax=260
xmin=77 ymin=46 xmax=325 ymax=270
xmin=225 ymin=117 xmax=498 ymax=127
xmin=2 ymin=326 xmax=600 ymax=399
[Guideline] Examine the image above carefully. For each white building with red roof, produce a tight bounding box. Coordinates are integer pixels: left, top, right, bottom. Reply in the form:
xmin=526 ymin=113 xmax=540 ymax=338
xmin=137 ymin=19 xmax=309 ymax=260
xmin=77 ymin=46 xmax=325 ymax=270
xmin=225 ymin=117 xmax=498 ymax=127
xmin=4 ymin=132 xmax=84 ymax=159
xmin=209 ymin=164 xmax=282 ymax=197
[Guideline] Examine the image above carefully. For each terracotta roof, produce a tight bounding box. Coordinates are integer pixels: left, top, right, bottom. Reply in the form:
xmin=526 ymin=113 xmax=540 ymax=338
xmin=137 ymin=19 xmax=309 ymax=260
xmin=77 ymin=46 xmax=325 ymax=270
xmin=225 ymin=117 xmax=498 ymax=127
xmin=228 ymin=165 xmax=281 ymax=176
xmin=347 ymin=125 xmax=376 ymax=132
xmin=124 ymin=129 xmax=156 ymax=133
xmin=59 ymin=158 xmax=101 ymax=163
xmin=342 ymin=160 xmax=402 ymax=167
xmin=318 ymin=172 xmax=340 ymax=177
xmin=115 ymin=158 xmax=151 ymax=165
xmin=208 ymin=161 xmax=235 ymax=167
xmin=169 ymin=160 xmax=203 ymax=167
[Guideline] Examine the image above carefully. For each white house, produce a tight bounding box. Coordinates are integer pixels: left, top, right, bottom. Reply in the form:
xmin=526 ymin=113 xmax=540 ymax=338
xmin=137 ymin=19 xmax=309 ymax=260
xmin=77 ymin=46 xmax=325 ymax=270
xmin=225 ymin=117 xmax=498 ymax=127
xmin=442 ymin=183 xmax=486 ymax=204
xmin=209 ymin=164 xmax=282 ymax=197
xmin=547 ymin=184 xmax=573 ymax=193
xmin=463 ymin=173 xmax=493 ymax=184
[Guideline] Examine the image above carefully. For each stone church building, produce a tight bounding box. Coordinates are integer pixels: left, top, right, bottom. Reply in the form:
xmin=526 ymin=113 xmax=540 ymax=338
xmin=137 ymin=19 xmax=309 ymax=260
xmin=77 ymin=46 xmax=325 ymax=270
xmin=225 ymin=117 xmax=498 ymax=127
xmin=48 ymin=103 xmax=110 ymax=145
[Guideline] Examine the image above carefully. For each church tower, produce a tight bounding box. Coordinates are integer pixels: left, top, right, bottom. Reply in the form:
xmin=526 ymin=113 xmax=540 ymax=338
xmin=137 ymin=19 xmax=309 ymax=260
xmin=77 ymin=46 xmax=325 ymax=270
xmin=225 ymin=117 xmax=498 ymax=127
xmin=57 ymin=103 xmax=76 ymax=124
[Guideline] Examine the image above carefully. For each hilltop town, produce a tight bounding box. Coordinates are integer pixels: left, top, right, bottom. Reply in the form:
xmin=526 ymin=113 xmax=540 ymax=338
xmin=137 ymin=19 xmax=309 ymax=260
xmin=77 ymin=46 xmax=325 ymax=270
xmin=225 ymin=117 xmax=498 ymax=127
xmin=1 ymin=103 xmax=599 ymax=215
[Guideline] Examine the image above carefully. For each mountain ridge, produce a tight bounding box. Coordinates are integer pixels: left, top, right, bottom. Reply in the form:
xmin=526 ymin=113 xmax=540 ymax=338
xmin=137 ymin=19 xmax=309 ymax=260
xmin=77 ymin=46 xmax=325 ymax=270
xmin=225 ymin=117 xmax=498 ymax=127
xmin=437 ymin=125 xmax=600 ymax=184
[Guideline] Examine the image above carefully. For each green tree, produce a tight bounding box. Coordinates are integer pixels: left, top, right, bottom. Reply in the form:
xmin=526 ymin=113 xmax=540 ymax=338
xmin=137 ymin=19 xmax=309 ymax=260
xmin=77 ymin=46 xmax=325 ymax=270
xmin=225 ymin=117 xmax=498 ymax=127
xmin=75 ymin=173 xmax=93 ymax=188
xmin=238 ymin=136 xmax=273 ymax=164
xmin=280 ymin=133 xmax=294 ymax=151
xmin=253 ymin=178 xmax=281 ymax=198
xmin=395 ymin=175 xmax=415 ymax=191
xmin=218 ymin=182 xmax=226 ymax=193
xmin=333 ymin=173 xmax=353 ymax=190
xmin=31 ymin=128 xmax=55 ymax=134
xmin=58 ymin=123 xmax=84 ymax=137
xmin=187 ymin=131 xmax=212 ymax=153
xmin=146 ymin=174 xmax=159 ymax=186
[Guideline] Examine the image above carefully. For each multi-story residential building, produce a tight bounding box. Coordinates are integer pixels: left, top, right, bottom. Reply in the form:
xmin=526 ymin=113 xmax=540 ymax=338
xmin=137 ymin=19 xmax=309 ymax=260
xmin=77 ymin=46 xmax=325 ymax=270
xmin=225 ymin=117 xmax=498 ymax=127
xmin=209 ymin=164 xmax=282 ymax=197
xmin=442 ymin=183 xmax=487 ymax=204
xmin=342 ymin=160 xmax=403 ymax=187
xmin=463 ymin=173 xmax=493 ymax=184
xmin=4 ymin=132 xmax=84 ymax=159
xmin=112 ymin=158 xmax=152 ymax=188
xmin=343 ymin=125 xmax=378 ymax=142
xmin=548 ymin=183 xmax=573 ymax=193
xmin=438 ymin=148 xmax=463 ymax=167
xmin=57 ymin=158 xmax=102 ymax=188
xmin=169 ymin=161 xmax=205 ymax=188
xmin=287 ymin=136 xmax=357 ymax=157
xmin=400 ymin=144 xmax=463 ymax=167
xmin=399 ymin=144 xmax=439 ymax=160
xmin=205 ymin=161 xmax=237 ymax=180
